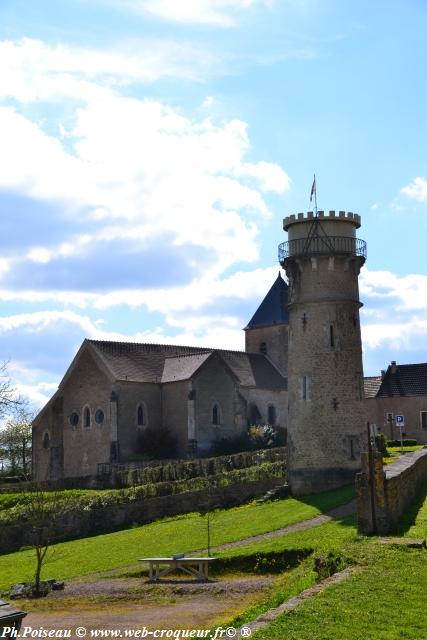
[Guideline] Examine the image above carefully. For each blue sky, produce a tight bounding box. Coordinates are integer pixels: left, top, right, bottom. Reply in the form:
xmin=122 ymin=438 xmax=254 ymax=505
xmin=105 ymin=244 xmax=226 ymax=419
xmin=0 ymin=0 xmax=427 ymax=409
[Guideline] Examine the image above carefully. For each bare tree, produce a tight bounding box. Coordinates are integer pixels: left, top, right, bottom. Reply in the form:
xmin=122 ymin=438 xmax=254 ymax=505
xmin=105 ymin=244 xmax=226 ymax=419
xmin=24 ymin=486 xmax=64 ymax=597
xmin=0 ymin=361 xmax=20 ymax=417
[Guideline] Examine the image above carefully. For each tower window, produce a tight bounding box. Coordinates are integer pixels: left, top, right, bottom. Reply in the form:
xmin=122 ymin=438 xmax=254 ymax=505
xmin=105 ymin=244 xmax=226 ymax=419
xmin=260 ymin=341 xmax=267 ymax=354
xmin=330 ymin=325 xmax=335 ymax=348
xmin=301 ymin=375 xmax=309 ymax=401
xmin=267 ymin=405 xmax=276 ymax=425
xmin=43 ymin=432 xmax=50 ymax=449
xmin=212 ymin=404 xmax=221 ymax=425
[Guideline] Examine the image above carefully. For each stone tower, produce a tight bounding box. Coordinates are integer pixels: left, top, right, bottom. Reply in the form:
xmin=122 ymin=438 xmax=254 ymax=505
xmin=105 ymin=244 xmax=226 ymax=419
xmin=279 ymin=211 xmax=367 ymax=495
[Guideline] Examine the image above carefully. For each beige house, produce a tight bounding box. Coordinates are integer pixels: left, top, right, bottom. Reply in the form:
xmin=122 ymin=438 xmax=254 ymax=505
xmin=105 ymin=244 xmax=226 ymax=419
xmin=33 ymin=274 xmax=289 ymax=481
xmin=365 ymin=361 xmax=427 ymax=445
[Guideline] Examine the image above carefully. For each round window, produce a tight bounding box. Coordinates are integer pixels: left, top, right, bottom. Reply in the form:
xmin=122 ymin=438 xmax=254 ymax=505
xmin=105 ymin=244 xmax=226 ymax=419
xmin=69 ymin=412 xmax=79 ymax=427
xmin=95 ymin=409 xmax=105 ymax=424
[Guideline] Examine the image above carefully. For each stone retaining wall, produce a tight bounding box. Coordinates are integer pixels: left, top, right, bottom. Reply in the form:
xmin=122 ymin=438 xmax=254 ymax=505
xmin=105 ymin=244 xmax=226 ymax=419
xmin=0 ymin=476 xmax=284 ymax=555
xmin=356 ymin=448 xmax=427 ymax=535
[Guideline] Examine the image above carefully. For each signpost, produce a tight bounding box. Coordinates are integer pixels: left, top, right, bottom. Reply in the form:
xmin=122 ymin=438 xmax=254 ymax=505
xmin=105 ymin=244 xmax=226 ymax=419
xmin=395 ymin=415 xmax=405 ymax=449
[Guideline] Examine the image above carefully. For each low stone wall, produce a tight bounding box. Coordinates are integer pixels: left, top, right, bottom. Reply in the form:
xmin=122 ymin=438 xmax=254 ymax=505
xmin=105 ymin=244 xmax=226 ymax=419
xmin=0 ymin=476 xmax=285 ymax=555
xmin=0 ymin=448 xmax=286 ymax=493
xmin=356 ymin=448 xmax=427 ymax=535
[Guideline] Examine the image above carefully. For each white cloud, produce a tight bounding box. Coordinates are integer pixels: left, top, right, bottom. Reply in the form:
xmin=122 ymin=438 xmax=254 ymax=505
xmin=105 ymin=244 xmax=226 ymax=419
xmin=359 ymin=267 xmax=427 ymax=356
xmin=118 ymin=0 xmax=274 ymax=27
xmin=0 ymin=38 xmax=216 ymax=105
xmin=401 ymin=177 xmax=427 ymax=202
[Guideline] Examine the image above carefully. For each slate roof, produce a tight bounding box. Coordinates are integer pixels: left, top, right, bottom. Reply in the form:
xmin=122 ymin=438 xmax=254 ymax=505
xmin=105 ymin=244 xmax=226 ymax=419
xmin=364 ymin=376 xmax=383 ymax=399
xmin=376 ymin=363 xmax=427 ymax=397
xmin=161 ymin=352 xmax=212 ymax=383
xmin=245 ymin=272 xmax=289 ymax=329
xmin=88 ymin=339 xmax=286 ymax=389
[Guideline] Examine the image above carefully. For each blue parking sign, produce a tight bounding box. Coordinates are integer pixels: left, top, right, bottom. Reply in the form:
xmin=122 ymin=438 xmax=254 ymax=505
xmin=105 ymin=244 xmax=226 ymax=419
xmin=395 ymin=415 xmax=405 ymax=426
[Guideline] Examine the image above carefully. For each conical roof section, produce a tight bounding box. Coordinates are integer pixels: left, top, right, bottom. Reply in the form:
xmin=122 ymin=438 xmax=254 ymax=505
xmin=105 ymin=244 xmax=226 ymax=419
xmin=245 ymin=272 xmax=289 ymax=329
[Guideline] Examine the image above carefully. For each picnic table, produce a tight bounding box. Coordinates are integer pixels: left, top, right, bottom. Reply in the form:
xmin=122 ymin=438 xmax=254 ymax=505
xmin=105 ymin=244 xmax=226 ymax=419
xmin=0 ymin=599 xmax=27 ymax=638
xmin=139 ymin=556 xmax=217 ymax=582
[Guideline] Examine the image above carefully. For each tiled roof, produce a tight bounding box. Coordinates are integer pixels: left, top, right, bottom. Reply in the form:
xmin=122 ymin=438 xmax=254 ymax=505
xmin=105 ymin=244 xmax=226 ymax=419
xmin=88 ymin=339 xmax=286 ymax=389
xmin=161 ymin=352 xmax=212 ymax=383
xmin=89 ymin=340 xmax=210 ymax=383
xmin=364 ymin=376 xmax=383 ymax=398
xmin=245 ymin=273 xmax=289 ymax=329
xmin=376 ymin=363 xmax=427 ymax=397
xmin=221 ymin=351 xmax=286 ymax=389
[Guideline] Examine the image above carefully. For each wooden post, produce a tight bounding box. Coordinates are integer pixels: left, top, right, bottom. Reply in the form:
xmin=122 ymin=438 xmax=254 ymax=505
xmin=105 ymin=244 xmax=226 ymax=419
xmin=367 ymin=422 xmax=377 ymax=534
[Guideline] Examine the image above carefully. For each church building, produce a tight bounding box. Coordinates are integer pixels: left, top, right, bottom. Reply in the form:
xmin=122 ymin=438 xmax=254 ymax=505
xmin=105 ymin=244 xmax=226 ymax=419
xmin=32 ymin=274 xmax=289 ymax=481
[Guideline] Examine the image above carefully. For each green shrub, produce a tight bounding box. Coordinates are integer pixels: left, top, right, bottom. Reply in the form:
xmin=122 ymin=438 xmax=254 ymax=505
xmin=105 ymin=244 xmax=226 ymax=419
xmin=136 ymin=426 xmax=178 ymax=459
xmin=386 ymin=438 xmax=418 ymax=447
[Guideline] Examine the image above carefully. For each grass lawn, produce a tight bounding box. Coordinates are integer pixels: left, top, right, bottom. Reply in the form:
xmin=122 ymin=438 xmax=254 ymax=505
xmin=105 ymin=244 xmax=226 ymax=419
xmin=226 ymin=489 xmax=427 ymax=640
xmin=253 ymin=544 xmax=427 ymax=640
xmin=0 ymin=484 xmax=354 ymax=591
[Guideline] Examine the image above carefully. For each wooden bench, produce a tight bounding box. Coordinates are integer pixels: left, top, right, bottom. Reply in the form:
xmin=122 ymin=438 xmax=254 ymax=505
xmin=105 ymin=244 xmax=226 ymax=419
xmin=139 ymin=556 xmax=217 ymax=582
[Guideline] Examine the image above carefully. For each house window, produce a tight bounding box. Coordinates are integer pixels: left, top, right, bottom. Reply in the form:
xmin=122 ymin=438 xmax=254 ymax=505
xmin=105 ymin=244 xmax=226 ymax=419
xmin=212 ymin=404 xmax=221 ymax=425
xmin=421 ymin=412 xmax=427 ymax=429
xmin=84 ymin=406 xmax=91 ymax=428
xmin=267 ymin=405 xmax=276 ymax=426
xmin=69 ymin=412 xmax=79 ymax=428
xmin=137 ymin=403 xmax=147 ymax=427
xmin=260 ymin=342 xmax=267 ymax=354
xmin=43 ymin=432 xmax=50 ymax=449
xmin=95 ymin=409 xmax=105 ymax=425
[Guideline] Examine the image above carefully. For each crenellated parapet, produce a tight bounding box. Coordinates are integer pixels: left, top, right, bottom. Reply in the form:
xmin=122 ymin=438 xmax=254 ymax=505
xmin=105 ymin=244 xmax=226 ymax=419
xmin=283 ymin=211 xmax=361 ymax=231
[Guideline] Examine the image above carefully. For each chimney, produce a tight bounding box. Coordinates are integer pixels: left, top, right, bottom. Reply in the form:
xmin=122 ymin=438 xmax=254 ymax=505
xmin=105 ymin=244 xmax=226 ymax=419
xmin=381 ymin=369 xmax=386 ymax=379
xmin=391 ymin=361 xmax=397 ymax=374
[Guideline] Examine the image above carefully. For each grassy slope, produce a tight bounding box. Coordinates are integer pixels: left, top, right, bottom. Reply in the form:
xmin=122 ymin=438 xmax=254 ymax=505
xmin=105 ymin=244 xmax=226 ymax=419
xmin=243 ymin=489 xmax=427 ymax=640
xmin=0 ymin=484 xmax=354 ymax=590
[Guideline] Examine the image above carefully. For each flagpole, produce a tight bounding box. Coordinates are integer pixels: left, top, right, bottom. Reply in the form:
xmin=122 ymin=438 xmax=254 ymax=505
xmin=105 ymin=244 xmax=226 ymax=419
xmin=313 ymin=173 xmax=317 ymax=215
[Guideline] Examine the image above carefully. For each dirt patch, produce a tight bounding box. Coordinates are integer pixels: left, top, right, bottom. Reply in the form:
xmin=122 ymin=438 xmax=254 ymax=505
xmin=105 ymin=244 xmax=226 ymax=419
xmin=21 ymin=575 xmax=274 ymax=634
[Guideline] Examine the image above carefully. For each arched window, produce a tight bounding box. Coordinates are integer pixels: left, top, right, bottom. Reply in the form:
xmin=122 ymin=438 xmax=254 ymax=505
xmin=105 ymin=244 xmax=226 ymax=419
xmin=137 ymin=403 xmax=147 ymax=427
xmin=212 ymin=404 xmax=221 ymax=425
xmin=43 ymin=432 xmax=50 ymax=449
xmin=267 ymin=405 xmax=276 ymax=425
xmin=84 ymin=406 xmax=91 ymax=428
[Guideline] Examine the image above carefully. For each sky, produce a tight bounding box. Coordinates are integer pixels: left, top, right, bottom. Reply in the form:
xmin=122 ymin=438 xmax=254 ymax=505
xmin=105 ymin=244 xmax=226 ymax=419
xmin=1 ymin=0 xmax=427 ymax=411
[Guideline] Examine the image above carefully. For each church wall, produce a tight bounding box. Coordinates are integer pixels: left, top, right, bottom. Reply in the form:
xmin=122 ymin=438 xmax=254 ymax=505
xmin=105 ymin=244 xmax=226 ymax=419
xmin=245 ymin=324 xmax=288 ymax=377
xmin=61 ymin=349 xmax=112 ymax=478
xmin=115 ymin=381 xmax=162 ymax=460
xmin=367 ymin=396 xmax=427 ymax=444
xmin=239 ymin=388 xmax=288 ymax=430
xmin=193 ymin=358 xmax=244 ymax=452
xmin=32 ymin=394 xmax=64 ymax=482
xmin=162 ymin=380 xmax=189 ymax=456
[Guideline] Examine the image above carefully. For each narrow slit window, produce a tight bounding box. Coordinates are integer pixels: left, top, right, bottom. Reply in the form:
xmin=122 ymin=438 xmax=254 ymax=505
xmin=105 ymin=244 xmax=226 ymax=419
xmin=302 ymin=375 xmax=307 ymax=401
xmin=330 ymin=325 xmax=335 ymax=348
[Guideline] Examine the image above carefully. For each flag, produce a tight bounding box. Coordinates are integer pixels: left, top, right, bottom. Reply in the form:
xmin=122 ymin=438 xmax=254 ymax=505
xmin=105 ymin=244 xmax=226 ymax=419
xmin=310 ymin=175 xmax=316 ymax=202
